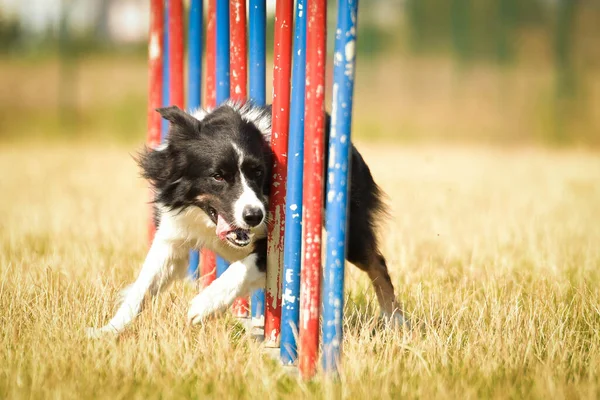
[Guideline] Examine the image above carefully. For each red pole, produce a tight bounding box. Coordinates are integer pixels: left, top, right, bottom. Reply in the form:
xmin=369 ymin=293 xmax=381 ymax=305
xmin=229 ymin=0 xmax=247 ymax=100
xmin=200 ymin=0 xmax=218 ymax=286
xmin=169 ymin=0 xmax=184 ymax=108
xmin=199 ymin=249 xmax=216 ymax=288
xmin=205 ymin=0 xmax=217 ymax=109
xmin=265 ymin=0 xmax=293 ymax=346
xmin=229 ymin=0 xmax=249 ymax=318
xmin=299 ymin=0 xmax=326 ymax=379
xmin=147 ymin=0 xmax=164 ymax=242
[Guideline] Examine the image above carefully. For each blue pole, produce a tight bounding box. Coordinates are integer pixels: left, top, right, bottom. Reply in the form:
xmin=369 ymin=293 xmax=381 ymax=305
xmin=161 ymin=0 xmax=170 ymax=140
xmin=249 ymin=0 xmax=267 ymax=323
xmin=322 ymin=0 xmax=359 ymax=374
xmin=280 ymin=0 xmax=306 ymax=364
xmin=188 ymin=0 xmax=203 ymax=111
xmin=215 ymin=0 xmax=230 ymax=277
xmin=187 ymin=0 xmax=203 ymax=279
xmin=216 ymin=0 xmax=230 ymax=104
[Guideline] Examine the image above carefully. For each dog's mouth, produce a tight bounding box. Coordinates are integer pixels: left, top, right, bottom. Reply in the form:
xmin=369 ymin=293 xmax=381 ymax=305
xmin=210 ymin=208 xmax=251 ymax=248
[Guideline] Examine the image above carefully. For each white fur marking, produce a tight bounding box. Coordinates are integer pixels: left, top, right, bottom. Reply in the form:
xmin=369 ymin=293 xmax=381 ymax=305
xmin=224 ymin=100 xmax=272 ymax=142
xmin=232 ymin=144 xmax=265 ymax=229
xmin=155 ymin=143 xmax=168 ymax=151
xmin=188 ymin=254 xmax=265 ymax=324
xmin=191 ymin=108 xmax=208 ymax=121
xmin=86 ymin=236 xmax=188 ymax=337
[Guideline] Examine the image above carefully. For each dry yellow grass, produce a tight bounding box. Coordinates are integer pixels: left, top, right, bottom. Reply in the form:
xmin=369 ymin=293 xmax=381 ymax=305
xmin=1 ymin=142 xmax=600 ymax=399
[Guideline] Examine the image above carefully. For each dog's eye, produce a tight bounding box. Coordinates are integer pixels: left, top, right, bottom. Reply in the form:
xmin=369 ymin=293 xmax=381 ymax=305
xmin=212 ymin=174 xmax=225 ymax=182
xmin=208 ymin=207 xmax=217 ymax=219
xmin=254 ymin=169 xmax=263 ymax=178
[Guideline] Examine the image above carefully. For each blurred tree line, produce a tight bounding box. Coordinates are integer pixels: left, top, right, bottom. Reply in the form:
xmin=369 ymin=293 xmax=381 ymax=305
xmin=0 ymin=0 xmax=597 ymax=145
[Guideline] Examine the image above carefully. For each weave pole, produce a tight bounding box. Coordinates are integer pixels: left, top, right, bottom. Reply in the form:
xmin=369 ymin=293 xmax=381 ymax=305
xmin=199 ymin=0 xmax=217 ymax=287
xmin=161 ymin=0 xmax=170 ymax=140
xmin=280 ymin=0 xmax=307 ymax=364
xmin=322 ymin=0 xmax=358 ymax=374
xmin=249 ymin=0 xmax=267 ymax=326
xmin=168 ymin=0 xmax=184 ymax=109
xmin=229 ymin=0 xmax=250 ymax=318
xmin=264 ymin=0 xmax=293 ymax=346
xmin=299 ymin=0 xmax=327 ymax=379
xmin=147 ymin=0 xmax=163 ymax=242
xmin=187 ymin=0 xmax=203 ymax=279
xmin=215 ymin=0 xmax=230 ymax=278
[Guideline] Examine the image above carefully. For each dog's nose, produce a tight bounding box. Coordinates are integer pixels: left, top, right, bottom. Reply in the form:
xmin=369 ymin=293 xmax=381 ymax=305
xmin=242 ymin=206 xmax=264 ymax=227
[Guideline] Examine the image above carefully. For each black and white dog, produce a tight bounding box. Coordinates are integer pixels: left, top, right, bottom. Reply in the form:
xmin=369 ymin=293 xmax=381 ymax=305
xmin=87 ymin=102 xmax=404 ymax=337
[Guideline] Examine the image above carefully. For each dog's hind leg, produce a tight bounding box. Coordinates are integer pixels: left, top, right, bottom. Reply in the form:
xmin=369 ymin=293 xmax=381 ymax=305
xmin=347 ymin=233 xmax=407 ymax=327
xmin=87 ymin=238 xmax=188 ymax=338
xmin=345 ymin=147 xmax=408 ymax=327
xmin=356 ymin=253 xmax=408 ymax=327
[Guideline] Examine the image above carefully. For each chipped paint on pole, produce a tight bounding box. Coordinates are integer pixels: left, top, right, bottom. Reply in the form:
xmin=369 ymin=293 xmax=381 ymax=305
xmin=299 ymin=0 xmax=326 ymax=380
xmin=249 ymin=0 xmax=267 ymax=326
xmin=187 ymin=0 xmax=203 ymax=279
xmin=229 ymin=0 xmax=247 ymax=103
xmin=322 ymin=0 xmax=359 ymax=375
xmin=229 ymin=0 xmax=250 ymax=318
xmin=264 ymin=0 xmax=293 ymax=347
xmin=199 ymin=0 xmax=218 ymax=287
xmin=204 ymin=0 xmax=217 ymax=109
xmin=215 ymin=0 xmax=231 ymax=277
xmin=280 ymin=0 xmax=307 ymax=365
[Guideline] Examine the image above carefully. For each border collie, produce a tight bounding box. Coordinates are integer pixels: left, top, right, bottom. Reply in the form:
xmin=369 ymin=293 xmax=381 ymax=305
xmin=87 ymin=102 xmax=405 ymax=337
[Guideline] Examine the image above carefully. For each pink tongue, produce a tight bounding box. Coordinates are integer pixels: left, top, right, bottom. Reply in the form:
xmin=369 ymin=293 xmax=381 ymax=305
xmin=216 ymin=215 xmax=233 ymax=240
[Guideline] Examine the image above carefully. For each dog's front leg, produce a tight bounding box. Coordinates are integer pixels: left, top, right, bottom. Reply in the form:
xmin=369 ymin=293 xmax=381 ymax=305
xmin=188 ymin=253 xmax=265 ymax=325
xmin=87 ymin=237 xmax=188 ymax=337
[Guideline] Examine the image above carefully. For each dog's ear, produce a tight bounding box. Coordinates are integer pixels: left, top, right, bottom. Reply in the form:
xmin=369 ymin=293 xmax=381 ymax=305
xmin=137 ymin=145 xmax=173 ymax=189
xmin=156 ymin=106 xmax=200 ymax=136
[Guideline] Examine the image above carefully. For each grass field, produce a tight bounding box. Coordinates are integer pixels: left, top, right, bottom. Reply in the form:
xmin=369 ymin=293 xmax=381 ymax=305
xmin=1 ymin=142 xmax=600 ymax=399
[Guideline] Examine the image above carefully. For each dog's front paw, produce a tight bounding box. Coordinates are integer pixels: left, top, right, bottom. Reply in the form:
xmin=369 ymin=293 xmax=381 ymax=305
xmin=86 ymin=325 xmax=118 ymax=339
xmin=188 ymin=294 xmax=211 ymax=325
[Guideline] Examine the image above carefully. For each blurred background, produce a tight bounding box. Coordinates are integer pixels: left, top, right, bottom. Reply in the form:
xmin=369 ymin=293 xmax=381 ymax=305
xmin=0 ymin=0 xmax=598 ymax=146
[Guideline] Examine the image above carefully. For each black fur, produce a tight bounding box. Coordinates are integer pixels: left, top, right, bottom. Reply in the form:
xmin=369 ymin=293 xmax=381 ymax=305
xmin=139 ymin=105 xmax=272 ymax=228
xmin=139 ymin=103 xmax=397 ymax=312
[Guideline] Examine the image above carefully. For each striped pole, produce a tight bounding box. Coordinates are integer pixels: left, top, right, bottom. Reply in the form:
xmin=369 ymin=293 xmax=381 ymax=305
xmin=280 ymin=0 xmax=307 ymax=364
xmin=322 ymin=0 xmax=358 ymax=375
xmin=229 ymin=0 xmax=249 ymax=318
xmin=249 ymin=0 xmax=267 ymax=326
xmin=147 ymin=0 xmax=163 ymax=242
xmin=299 ymin=0 xmax=326 ymax=379
xmin=200 ymin=0 xmax=217 ymax=287
xmin=265 ymin=0 xmax=293 ymax=347
xmin=187 ymin=0 xmax=203 ymax=279
xmin=215 ymin=0 xmax=231 ymax=278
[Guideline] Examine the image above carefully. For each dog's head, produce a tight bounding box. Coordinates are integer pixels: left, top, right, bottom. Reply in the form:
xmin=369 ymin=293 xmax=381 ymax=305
xmin=140 ymin=105 xmax=271 ymax=248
